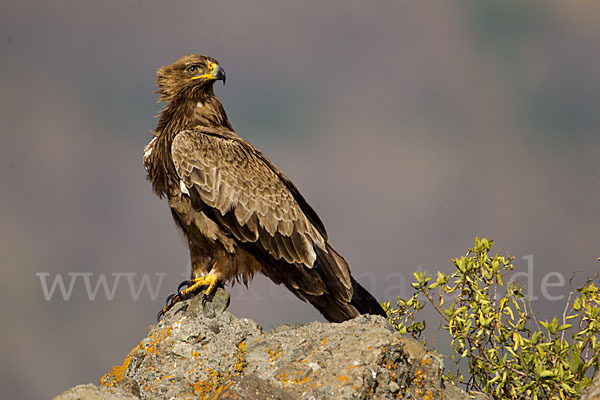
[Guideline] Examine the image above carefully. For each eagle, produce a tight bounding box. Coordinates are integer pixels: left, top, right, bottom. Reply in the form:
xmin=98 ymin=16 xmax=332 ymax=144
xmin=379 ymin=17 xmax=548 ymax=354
xmin=144 ymin=54 xmax=386 ymax=322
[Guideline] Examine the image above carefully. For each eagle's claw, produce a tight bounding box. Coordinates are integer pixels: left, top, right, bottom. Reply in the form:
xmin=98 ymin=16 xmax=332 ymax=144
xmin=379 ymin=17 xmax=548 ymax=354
xmin=157 ymin=276 xmax=218 ymax=321
xmin=157 ymin=292 xmax=186 ymax=321
xmin=177 ymin=280 xmax=193 ymax=293
xmin=165 ymin=293 xmax=177 ymax=304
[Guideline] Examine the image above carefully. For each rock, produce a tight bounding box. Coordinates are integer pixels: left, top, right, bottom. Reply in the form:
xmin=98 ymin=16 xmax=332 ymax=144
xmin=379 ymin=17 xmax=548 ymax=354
xmin=61 ymin=287 xmax=490 ymax=399
xmin=581 ymin=369 xmax=600 ymax=400
xmin=212 ymin=375 xmax=296 ymax=400
xmin=53 ymin=383 xmax=138 ymax=400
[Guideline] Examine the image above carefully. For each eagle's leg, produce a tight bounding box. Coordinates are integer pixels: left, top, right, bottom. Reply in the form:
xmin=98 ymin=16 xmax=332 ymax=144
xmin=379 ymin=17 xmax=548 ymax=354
xmin=157 ymin=274 xmax=220 ymax=320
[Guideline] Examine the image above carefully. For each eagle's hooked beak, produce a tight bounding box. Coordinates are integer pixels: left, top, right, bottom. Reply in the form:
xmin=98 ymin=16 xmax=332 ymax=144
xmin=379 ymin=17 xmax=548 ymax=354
xmin=212 ymin=64 xmax=226 ymax=85
xmin=191 ymin=62 xmax=226 ymax=84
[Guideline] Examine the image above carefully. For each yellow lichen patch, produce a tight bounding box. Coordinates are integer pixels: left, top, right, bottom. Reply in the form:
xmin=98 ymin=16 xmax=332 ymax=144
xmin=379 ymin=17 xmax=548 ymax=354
xmin=234 ymin=341 xmax=247 ymax=373
xmin=191 ymin=370 xmax=220 ymax=398
xmin=348 ymin=364 xmax=359 ymax=370
xmin=101 ymin=343 xmax=140 ymax=387
xmin=337 ymin=375 xmax=349 ymax=385
xmin=382 ymin=359 xmax=398 ymax=370
xmin=193 ymin=341 xmax=248 ymax=397
xmin=412 ymin=369 xmax=433 ymax=400
xmin=296 ymin=350 xmax=315 ymax=365
xmin=267 ymin=343 xmax=283 ymax=362
xmin=411 ymin=368 xmax=426 ymax=390
xmin=320 ymin=337 xmax=328 ymax=346
xmin=422 ymin=390 xmax=434 ymax=400
xmin=209 ymin=380 xmax=234 ymax=400
xmin=275 ymin=371 xmax=311 ymax=385
xmin=140 ymin=326 xmax=172 ymax=357
xmin=276 ymin=371 xmax=289 ymax=381
xmin=192 ymin=350 xmax=202 ymax=358
xmin=139 ymin=378 xmax=150 ymax=394
xmin=297 ymin=351 xmax=315 ymax=364
xmin=420 ymin=356 xmax=432 ymax=366
xmin=411 ymin=386 xmax=434 ymax=400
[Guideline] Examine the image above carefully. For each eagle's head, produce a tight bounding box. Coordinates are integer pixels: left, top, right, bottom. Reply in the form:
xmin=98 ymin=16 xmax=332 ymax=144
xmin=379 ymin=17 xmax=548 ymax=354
xmin=157 ymin=54 xmax=226 ymax=103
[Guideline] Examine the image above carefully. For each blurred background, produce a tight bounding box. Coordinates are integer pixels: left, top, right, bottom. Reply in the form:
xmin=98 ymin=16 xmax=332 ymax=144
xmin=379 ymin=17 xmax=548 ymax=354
xmin=1 ymin=1 xmax=598 ymax=398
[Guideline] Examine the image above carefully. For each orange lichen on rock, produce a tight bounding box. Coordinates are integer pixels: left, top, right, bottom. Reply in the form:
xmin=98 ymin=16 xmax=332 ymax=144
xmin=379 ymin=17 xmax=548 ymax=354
xmin=101 ymin=326 xmax=173 ymax=388
xmin=267 ymin=343 xmax=283 ymax=362
xmin=208 ymin=380 xmax=234 ymax=400
xmin=100 ymin=343 xmax=140 ymax=387
xmin=413 ymin=368 xmax=424 ymax=385
xmin=412 ymin=386 xmax=434 ymax=400
xmin=189 ymin=340 xmax=247 ymax=399
xmin=191 ymin=368 xmax=222 ymax=398
xmin=235 ymin=341 xmax=247 ymax=373
xmin=337 ymin=375 xmax=349 ymax=385
xmin=406 ymin=367 xmax=435 ymax=399
xmin=141 ymin=326 xmax=173 ymax=357
xmin=275 ymin=370 xmax=311 ymax=385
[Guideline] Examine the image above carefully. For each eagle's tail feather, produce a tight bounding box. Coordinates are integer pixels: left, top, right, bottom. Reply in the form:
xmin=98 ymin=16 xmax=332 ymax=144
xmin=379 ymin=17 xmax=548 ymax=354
xmin=304 ymin=294 xmax=359 ymax=323
xmin=303 ymin=277 xmax=387 ymax=323
xmin=349 ymin=277 xmax=387 ymax=318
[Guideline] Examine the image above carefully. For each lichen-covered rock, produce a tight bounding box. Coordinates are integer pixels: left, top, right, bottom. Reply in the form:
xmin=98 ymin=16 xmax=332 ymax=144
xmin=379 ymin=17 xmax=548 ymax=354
xmin=212 ymin=374 xmax=296 ymax=400
xmin=101 ymin=289 xmax=258 ymax=399
xmin=61 ymin=288 xmax=489 ymax=399
xmin=53 ymin=383 xmax=138 ymax=400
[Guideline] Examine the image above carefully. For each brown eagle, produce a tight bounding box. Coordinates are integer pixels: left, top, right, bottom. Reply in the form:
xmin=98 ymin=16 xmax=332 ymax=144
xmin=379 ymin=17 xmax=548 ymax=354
xmin=144 ymin=54 xmax=386 ymax=322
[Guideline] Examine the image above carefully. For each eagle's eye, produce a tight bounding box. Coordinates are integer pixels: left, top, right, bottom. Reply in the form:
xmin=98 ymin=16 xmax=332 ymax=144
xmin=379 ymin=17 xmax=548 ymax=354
xmin=185 ymin=65 xmax=202 ymax=75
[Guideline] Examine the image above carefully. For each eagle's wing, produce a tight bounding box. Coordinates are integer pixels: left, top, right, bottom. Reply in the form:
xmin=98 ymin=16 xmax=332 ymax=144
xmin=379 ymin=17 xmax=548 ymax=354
xmin=171 ymin=128 xmax=352 ymax=299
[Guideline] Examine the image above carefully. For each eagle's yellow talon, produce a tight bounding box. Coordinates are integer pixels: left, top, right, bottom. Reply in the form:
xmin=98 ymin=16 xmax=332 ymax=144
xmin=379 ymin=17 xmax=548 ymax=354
xmin=157 ymin=274 xmax=220 ymax=320
xmin=180 ymin=275 xmax=219 ymax=298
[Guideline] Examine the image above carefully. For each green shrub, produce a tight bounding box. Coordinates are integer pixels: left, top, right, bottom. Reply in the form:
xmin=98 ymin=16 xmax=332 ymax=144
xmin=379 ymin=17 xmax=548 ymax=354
xmin=383 ymin=237 xmax=600 ymax=399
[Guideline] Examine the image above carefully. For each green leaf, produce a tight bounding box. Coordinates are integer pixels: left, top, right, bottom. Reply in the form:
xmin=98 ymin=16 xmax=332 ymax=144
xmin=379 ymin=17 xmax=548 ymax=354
xmin=560 ymin=382 xmax=576 ymax=395
xmin=539 ymin=370 xmax=555 ymax=379
xmin=569 ymin=347 xmax=581 ymax=374
xmin=573 ymin=297 xmax=582 ymax=311
xmin=558 ymin=324 xmax=572 ymax=331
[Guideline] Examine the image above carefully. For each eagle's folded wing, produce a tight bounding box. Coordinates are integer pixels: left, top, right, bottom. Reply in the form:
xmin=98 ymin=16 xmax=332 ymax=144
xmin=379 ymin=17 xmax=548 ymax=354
xmin=171 ymin=129 xmax=351 ymax=298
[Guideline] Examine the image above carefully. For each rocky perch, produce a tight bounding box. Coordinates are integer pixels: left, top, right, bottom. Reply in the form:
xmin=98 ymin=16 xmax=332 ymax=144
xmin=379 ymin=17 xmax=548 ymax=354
xmin=55 ymin=288 xmax=492 ymax=400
